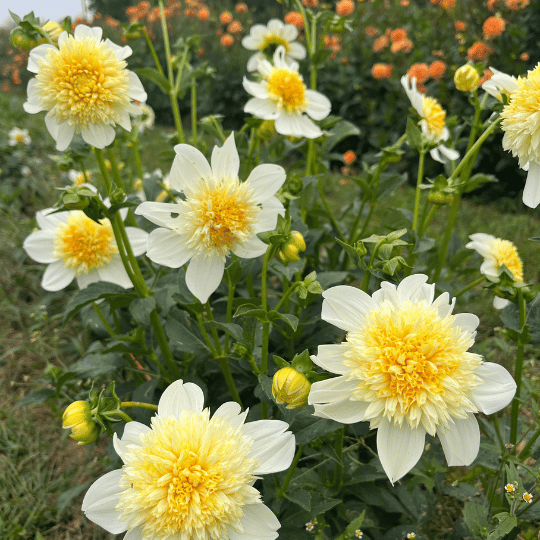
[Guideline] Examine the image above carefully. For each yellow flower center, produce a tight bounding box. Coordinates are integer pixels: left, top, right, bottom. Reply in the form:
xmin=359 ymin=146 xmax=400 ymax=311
xmin=73 ymin=172 xmax=87 ymax=186
xmin=343 ymin=299 xmax=482 ymax=435
xmin=181 ymin=177 xmax=260 ymax=257
xmin=492 ymin=238 xmax=523 ymax=281
xmin=266 ymin=68 xmax=307 ymax=112
xmin=16 ymin=133 xmax=26 ymax=143
xmin=35 ymin=34 xmax=130 ymax=129
xmin=117 ymin=411 xmax=259 ymax=540
xmin=54 ymin=212 xmax=117 ymax=274
xmin=501 ymin=64 xmax=540 ymax=166
xmin=260 ymin=33 xmax=290 ymax=55
xmin=421 ymin=96 xmax=446 ymax=140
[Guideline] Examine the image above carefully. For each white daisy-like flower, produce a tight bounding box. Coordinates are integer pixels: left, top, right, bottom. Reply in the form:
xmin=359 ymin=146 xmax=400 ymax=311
xmin=68 ymin=169 xmax=90 ymax=186
xmin=482 ymin=67 xmax=520 ymax=101
xmin=466 ymin=233 xmax=524 ymax=309
xmin=136 ymin=102 xmax=155 ymax=133
xmin=23 ymin=24 xmax=147 ymax=151
xmin=82 ymin=379 xmax=295 ymax=540
xmin=9 ymin=127 xmax=31 ymax=146
xmin=243 ymin=46 xmax=331 ymax=139
xmin=501 ymin=63 xmax=540 ymax=208
xmin=23 ymin=208 xmax=148 ymax=291
xmin=135 ymin=133 xmax=286 ymax=303
xmin=401 ymin=75 xmax=459 ymax=163
xmin=242 ymin=18 xmax=306 ymax=72
xmin=308 ymin=274 xmax=516 ymax=484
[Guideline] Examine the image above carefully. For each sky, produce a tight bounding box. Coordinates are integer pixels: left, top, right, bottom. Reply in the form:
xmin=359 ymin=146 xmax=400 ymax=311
xmin=1 ymin=0 xmax=89 ymax=28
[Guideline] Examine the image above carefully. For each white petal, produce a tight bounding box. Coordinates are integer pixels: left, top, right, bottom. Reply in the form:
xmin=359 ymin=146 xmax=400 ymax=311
xmin=242 ymin=420 xmax=295 ymax=473
xmin=472 ymin=362 xmax=516 ymax=414
xmin=274 ymin=112 xmax=322 ymax=139
xmin=246 ymin=164 xmax=286 ymax=203
xmin=41 ymin=260 xmax=75 ymax=291
xmin=74 ymin=24 xmax=102 ymax=41
xmin=96 ymin=257 xmax=134 ymax=289
xmin=430 ymin=147 xmax=443 ymax=163
xmin=437 ymin=414 xmax=480 ymax=466
xmin=82 ymin=123 xmax=116 ymax=149
xmin=169 ymin=144 xmax=212 ymax=192
xmin=76 ymin=272 xmax=98 ymax=289
xmin=24 ymin=79 xmax=43 ymax=113
xmin=117 ymin=112 xmax=131 ymax=132
xmin=244 ymin=97 xmax=280 ymax=119
xmin=321 ymin=285 xmax=375 ymax=332
xmin=242 ymin=77 xmax=269 ymax=99
xmin=135 ymin=202 xmax=183 ymax=229
xmin=106 ymin=38 xmax=132 ymax=61
xmin=232 ymin=235 xmax=268 ymax=259
xmin=185 ymin=254 xmax=225 ymax=303
xmin=242 ymin=35 xmax=259 ymax=50
xmin=397 ymin=274 xmax=430 ymax=300
xmin=23 ymin=230 xmax=56 ymax=263
xmin=213 ymin=402 xmax=248 ymax=430
xmin=312 ymin=344 xmax=348 ymax=374
xmin=124 ymin=528 xmax=144 ymax=540
xmin=377 ymin=418 xmax=425 ymax=484
xmin=308 ymin=376 xmax=358 ymax=405
xmin=146 ymin=228 xmax=193 ymax=268
xmin=246 ymin=53 xmax=263 ymax=72
xmin=27 ymin=44 xmax=56 ymax=73
xmin=280 ymin=23 xmax=298 ymax=42
xmin=125 ymin=227 xmax=149 ymax=256
xmin=211 ymin=133 xmax=239 ymax=180
xmin=288 ymin=42 xmax=306 ymax=60
xmin=158 ymin=379 xmax=205 ymax=418
xmin=313 ymin=399 xmax=369 ymax=423
xmin=523 ymin=161 xmax=540 ymax=208
xmin=453 ymin=313 xmax=480 ymax=333
xmin=229 ymin=503 xmax=280 ymax=540
xmin=36 ymin=208 xmax=69 ymax=231
xmin=493 ymin=296 xmax=510 ymax=309
xmin=82 ymin=469 xmax=128 ymax=534
xmin=305 ymin=89 xmax=332 ymax=121
xmin=253 ymin=198 xmax=284 ymax=233
xmin=267 ymin=19 xmax=284 ymax=33
xmin=438 ymin=144 xmax=460 ymax=161
xmin=113 ymin=421 xmax=151 ymax=461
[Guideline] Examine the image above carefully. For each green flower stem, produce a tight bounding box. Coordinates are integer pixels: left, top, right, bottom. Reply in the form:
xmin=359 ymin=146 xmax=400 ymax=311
xmin=130 ymin=129 xmax=144 ymax=180
xmin=361 ymin=240 xmax=384 ymax=293
xmin=318 ymin=178 xmax=346 ymax=242
xmin=245 ymin=129 xmax=258 ymax=178
xmin=149 ymin=309 xmax=180 ymax=382
xmin=120 ymin=401 xmax=159 ymax=412
xmin=211 ymin=117 xmax=227 ymax=142
xmin=114 ymin=214 xmax=148 ymax=293
xmin=195 ymin=312 xmax=218 ymax=356
xmin=432 ymin=191 xmax=461 ymax=282
xmin=142 ymin=27 xmax=166 ymax=78
xmin=454 ymin=276 xmax=486 ymax=298
xmin=92 ymin=302 xmax=115 ymax=337
xmin=460 ymin=91 xmax=489 ymax=182
xmin=277 ymin=444 xmax=305 ymax=498
xmin=518 ymin=427 xmax=540 ymax=460
xmin=224 ymin=277 xmax=236 ymax=353
xmin=204 ymin=301 xmax=223 ymax=356
xmin=510 ymin=288 xmax=527 ymax=446
xmin=273 ymin=284 xmax=300 ymax=314
xmin=191 ymin=75 xmax=198 ymax=146
xmin=218 ymin=358 xmax=243 ymax=408
xmin=106 ymin=147 xmax=125 ymax=190
xmin=412 ymin=150 xmax=426 ymax=233
xmin=260 ymin=245 xmax=275 ymax=420
xmin=332 ymin=427 xmax=345 ymax=491
xmin=357 ymin=169 xmax=384 ymax=241
xmin=111 ymin=410 xmax=133 ymax=423
xmin=93 ymin=148 xmax=112 ymax=196
xmin=418 ymin=203 xmax=438 ymax=238
xmin=109 ymin=210 xmax=139 ymax=290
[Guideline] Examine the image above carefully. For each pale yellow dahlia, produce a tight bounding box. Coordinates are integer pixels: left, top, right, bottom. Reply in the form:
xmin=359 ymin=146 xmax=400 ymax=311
xmin=82 ymin=380 xmax=295 ymax=540
xmin=308 ymin=275 xmax=516 ymax=483
xmin=23 ymin=25 xmax=146 ymax=151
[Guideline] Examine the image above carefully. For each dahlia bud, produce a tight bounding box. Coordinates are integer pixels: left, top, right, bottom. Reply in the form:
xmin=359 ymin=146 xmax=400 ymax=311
xmin=427 ymin=191 xmax=453 ymax=205
xmin=272 ymin=367 xmax=311 ymax=409
xmin=454 ymin=65 xmax=480 ymax=92
xmin=9 ymin=27 xmax=40 ymax=52
xmin=62 ymin=401 xmax=99 ymax=445
xmin=42 ymin=21 xmax=63 ymax=45
xmin=276 ymin=231 xmax=306 ymax=264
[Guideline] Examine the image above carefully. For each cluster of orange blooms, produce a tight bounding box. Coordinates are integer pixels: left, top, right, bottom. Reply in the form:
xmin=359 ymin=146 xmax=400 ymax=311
xmin=336 ymin=0 xmax=355 ymax=17
xmin=371 ymin=28 xmax=414 ymax=55
xmin=284 ymin=12 xmax=304 ymax=30
xmin=467 ymin=41 xmax=493 ymax=62
xmin=482 ymin=15 xmax=506 ymax=39
xmin=371 ymin=63 xmax=393 ymax=79
xmin=324 ymin=35 xmax=342 ymax=58
xmin=488 ymin=0 xmax=529 ymax=9
xmin=406 ymin=60 xmax=446 ymax=91
xmin=1 ymin=48 xmax=27 ymax=90
xmin=302 ymin=0 xmax=319 ymax=7
xmin=430 ymin=0 xmax=456 ymax=8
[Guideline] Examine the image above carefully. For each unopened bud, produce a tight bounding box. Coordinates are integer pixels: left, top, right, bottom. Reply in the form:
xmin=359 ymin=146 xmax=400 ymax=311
xmin=257 ymin=120 xmax=277 ymax=140
xmin=62 ymin=401 xmax=99 ymax=445
xmin=276 ymin=231 xmax=306 ymax=264
xmin=42 ymin=21 xmax=63 ymax=45
xmin=454 ymin=65 xmax=479 ymax=92
xmin=427 ymin=191 xmax=453 ymax=205
xmin=272 ymin=367 xmax=311 ymax=409
xmin=10 ymin=27 xmax=41 ymax=52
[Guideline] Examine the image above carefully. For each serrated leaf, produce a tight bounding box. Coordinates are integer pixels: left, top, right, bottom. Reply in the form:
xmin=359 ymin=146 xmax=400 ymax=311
xmin=488 ymin=513 xmax=517 ymax=540
xmin=463 ymin=501 xmax=489 ymax=536
xmin=283 ymin=489 xmax=311 ymax=511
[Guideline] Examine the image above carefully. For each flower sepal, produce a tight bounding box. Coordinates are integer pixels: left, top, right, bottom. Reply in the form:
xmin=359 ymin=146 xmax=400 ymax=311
xmin=87 ymin=381 xmax=129 ymax=437
xmin=484 ymin=267 xmax=535 ymax=303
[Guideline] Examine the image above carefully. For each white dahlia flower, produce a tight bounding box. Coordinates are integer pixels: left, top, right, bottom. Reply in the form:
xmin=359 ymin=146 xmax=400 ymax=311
xmin=308 ymin=274 xmax=516 ymax=484
xmin=23 ymin=208 xmax=148 ymax=291
xmin=135 ymin=133 xmax=286 ymax=303
xmin=23 ymin=24 xmax=147 ymax=151
xmin=9 ymin=127 xmax=31 ymax=146
xmin=482 ymin=67 xmax=520 ymax=101
xmin=242 ymin=18 xmax=306 ymax=72
xmin=82 ymin=379 xmax=295 ymax=540
xmin=243 ymin=46 xmax=331 ymax=139
xmin=401 ymin=75 xmax=459 ymax=163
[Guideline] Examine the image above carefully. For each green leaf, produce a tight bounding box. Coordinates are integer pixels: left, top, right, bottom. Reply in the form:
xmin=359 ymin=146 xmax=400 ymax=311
xmin=208 ymin=321 xmax=243 ymax=342
xmin=405 ymin=117 xmax=423 ymax=151
xmin=69 ymin=352 xmax=124 ymax=377
xmin=488 ymin=513 xmax=517 ymax=540
xmin=234 ymin=304 xmax=268 ymax=322
xmin=134 ymin=68 xmax=171 ymax=94
xmin=321 ymin=119 xmax=361 ymax=154
xmin=462 ymin=501 xmax=489 ymax=536
xmin=164 ymin=316 xmax=210 ymax=355
xmin=14 ymin=388 xmax=55 ymax=409
xmin=283 ymin=489 xmax=312 ymax=511
xmin=267 ymin=311 xmax=298 ymax=331
xmin=130 ymin=296 xmax=156 ymax=326
xmin=294 ymin=416 xmax=342 ymax=445
xmin=462 ymin=173 xmax=498 ymax=194
xmin=342 ymin=510 xmax=366 ymax=539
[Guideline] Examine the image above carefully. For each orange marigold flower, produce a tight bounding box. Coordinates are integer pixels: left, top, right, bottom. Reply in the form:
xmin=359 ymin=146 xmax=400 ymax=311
xmin=219 ymin=11 xmax=233 ymax=24
xmin=148 ymin=7 xmax=161 ymax=21
xmin=487 ymin=0 xmax=498 ymax=8
xmin=505 ymin=0 xmax=529 ymax=8
xmin=371 ymin=63 xmax=393 ymax=79
xmin=185 ymin=8 xmax=195 ymax=17
xmin=390 ymin=28 xmax=407 ymax=42
xmin=390 ymin=38 xmax=413 ymax=54
xmin=343 ymin=150 xmax=357 ymax=164
xmin=284 ymin=11 xmax=304 ymax=29
xmin=373 ymin=35 xmax=389 ymax=52
xmin=401 ymin=0 xmax=410 ymax=5
xmin=408 ymin=62 xmax=430 ymax=84
xmin=216 ymin=29 xmax=224 ymax=36
xmin=433 ymin=50 xmax=444 ymax=57
xmin=467 ymin=41 xmax=493 ymax=62
xmin=105 ymin=15 xmax=120 ymax=27
xmin=220 ymin=34 xmax=234 ymax=47
xmin=520 ymin=52 xmax=530 ymax=61
xmin=439 ymin=0 xmax=455 ymax=8
xmin=385 ymin=28 xmax=392 ymax=38
xmin=197 ymin=7 xmax=210 ymax=21
xmin=336 ymin=0 xmax=355 ymax=17
xmin=455 ymin=20 xmax=466 ymax=31
xmin=483 ymin=15 xmax=506 ymax=39
xmin=235 ymin=2 xmax=248 ymax=13
xmin=302 ymin=0 xmax=319 ymax=6
xmin=365 ymin=26 xmax=378 ymax=37
xmin=228 ymin=21 xmax=243 ymax=33
xmin=478 ymin=68 xmax=493 ymax=86
xmin=93 ymin=12 xmax=102 ymax=20
xmin=416 ymin=83 xmax=427 ymax=93
xmin=429 ymin=60 xmax=447 ymax=79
